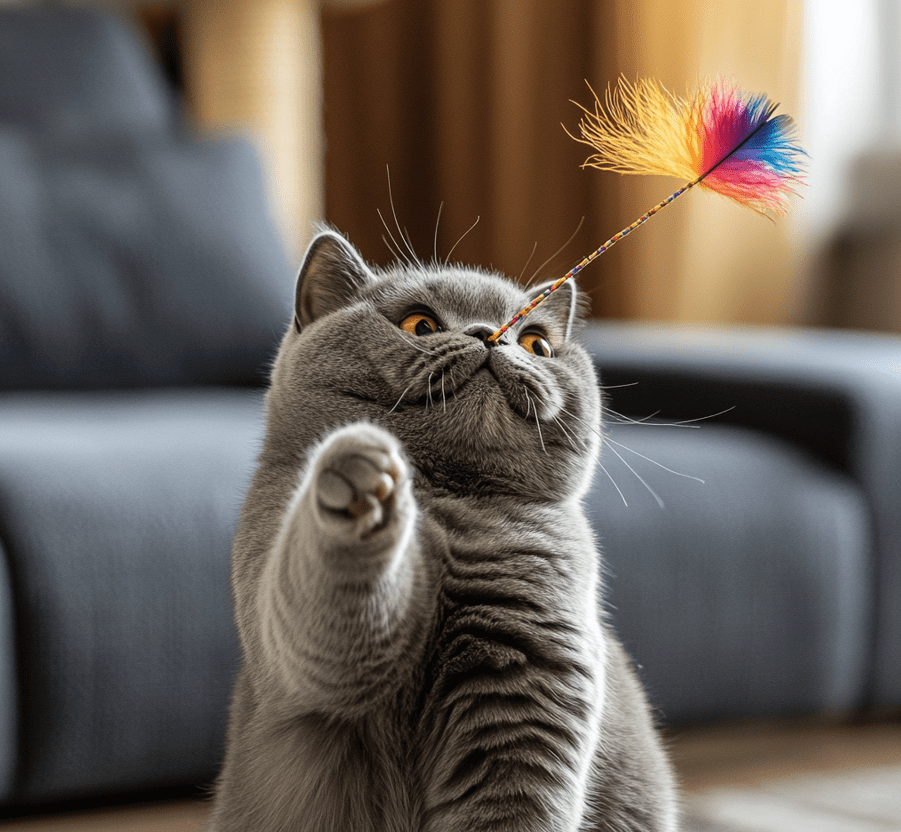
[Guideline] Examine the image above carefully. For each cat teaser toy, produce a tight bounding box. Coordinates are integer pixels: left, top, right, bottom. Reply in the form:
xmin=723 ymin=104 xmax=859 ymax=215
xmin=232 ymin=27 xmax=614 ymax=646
xmin=486 ymin=76 xmax=807 ymax=343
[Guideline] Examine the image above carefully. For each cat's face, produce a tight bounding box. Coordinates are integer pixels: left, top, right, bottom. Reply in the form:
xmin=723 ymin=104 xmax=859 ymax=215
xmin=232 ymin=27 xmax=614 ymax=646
xmin=266 ymin=231 xmax=602 ymax=502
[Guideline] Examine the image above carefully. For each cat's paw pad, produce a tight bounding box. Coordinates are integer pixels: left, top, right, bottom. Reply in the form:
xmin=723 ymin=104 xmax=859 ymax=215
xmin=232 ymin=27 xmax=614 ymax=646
xmin=314 ymin=424 xmax=408 ymax=534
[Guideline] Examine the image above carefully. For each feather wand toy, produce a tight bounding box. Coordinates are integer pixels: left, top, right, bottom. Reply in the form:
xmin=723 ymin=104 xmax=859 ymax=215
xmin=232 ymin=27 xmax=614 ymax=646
xmin=486 ymin=76 xmax=807 ymax=343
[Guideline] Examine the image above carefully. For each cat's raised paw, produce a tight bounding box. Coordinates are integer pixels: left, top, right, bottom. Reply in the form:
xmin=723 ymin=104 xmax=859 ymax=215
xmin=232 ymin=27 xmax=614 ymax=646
xmin=313 ymin=423 xmax=408 ymax=535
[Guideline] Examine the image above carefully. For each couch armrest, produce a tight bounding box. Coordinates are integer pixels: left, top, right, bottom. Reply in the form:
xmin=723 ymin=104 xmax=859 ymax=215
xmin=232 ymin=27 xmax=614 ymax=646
xmin=579 ymin=321 xmax=901 ymax=709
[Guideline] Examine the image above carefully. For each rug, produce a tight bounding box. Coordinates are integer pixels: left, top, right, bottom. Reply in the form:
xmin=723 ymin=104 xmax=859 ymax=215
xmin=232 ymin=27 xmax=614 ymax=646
xmin=682 ymin=764 xmax=901 ymax=832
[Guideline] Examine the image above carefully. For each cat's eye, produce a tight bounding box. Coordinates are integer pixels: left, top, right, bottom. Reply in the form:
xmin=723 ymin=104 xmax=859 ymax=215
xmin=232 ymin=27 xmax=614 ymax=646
xmin=400 ymin=312 xmax=441 ymax=336
xmin=519 ymin=332 xmax=553 ymax=358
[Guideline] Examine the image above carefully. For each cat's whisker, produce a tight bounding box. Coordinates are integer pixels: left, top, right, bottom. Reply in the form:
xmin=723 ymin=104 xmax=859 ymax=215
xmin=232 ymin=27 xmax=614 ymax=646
xmin=597 ymin=460 xmax=629 ymax=507
xmin=433 ymin=201 xmax=444 ymax=264
xmin=563 ymin=420 xmax=589 ymax=452
xmin=379 ymin=221 xmax=413 ymax=267
xmin=551 ymin=414 xmax=583 ymax=454
xmin=523 ymin=389 xmax=547 ymax=455
xmin=602 ymin=406 xmax=681 ymax=428
xmin=387 ymin=385 xmax=411 ymax=415
xmin=604 ymin=413 xmax=700 ymax=430
xmin=601 ymin=402 xmax=736 ymax=429
xmin=380 ymin=232 xmax=403 ymax=264
xmin=441 ymin=372 xmax=447 ymax=412
xmin=560 ymin=404 xmax=703 ymax=493
xmin=386 ymin=165 xmax=420 ymax=265
xmin=517 ymin=240 xmax=538 ymax=284
xmin=427 ymin=373 xmax=434 ymax=409
xmin=604 ymin=441 xmax=665 ymax=509
xmin=396 ymin=331 xmax=439 ymax=356
xmin=402 ymin=227 xmax=418 ymax=263
xmin=444 ymin=215 xmax=480 ymax=265
xmin=525 ymin=216 xmax=585 ymax=288
xmin=557 ymin=405 xmax=603 ymax=443
xmin=595 ymin=380 xmax=735 ymax=429
xmin=665 ymin=406 xmax=737 ymax=425
xmin=605 ymin=437 xmax=705 ymax=484
xmin=598 ymin=381 xmax=641 ymax=391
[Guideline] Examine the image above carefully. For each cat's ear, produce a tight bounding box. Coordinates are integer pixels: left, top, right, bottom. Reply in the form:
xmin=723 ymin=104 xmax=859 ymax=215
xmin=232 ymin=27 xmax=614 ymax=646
xmin=526 ymin=278 xmax=590 ymax=342
xmin=294 ymin=230 xmax=374 ymax=332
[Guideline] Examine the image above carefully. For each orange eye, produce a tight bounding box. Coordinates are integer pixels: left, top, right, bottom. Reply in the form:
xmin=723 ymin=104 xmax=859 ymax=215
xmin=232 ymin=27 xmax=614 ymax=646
xmin=519 ymin=332 xmax=553 ymax=357
xmin=400 ymin=313 xmax=440 ymax=336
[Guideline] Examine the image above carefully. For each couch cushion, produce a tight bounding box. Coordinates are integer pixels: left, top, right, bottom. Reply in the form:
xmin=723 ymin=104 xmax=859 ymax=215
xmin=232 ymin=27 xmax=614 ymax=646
xmin=588 ymin=422 xmax=871 ymax=723
xmin=581 ymin=321 xmax=901 ymax=710
xmin=0 ymin=8 xmax=293 ymax=391
xmin=0 ymin=539 xmax=15 ymax=803
xmin=0 ymin=7 xmax=172 ymax=139
xmin=0 ymin=390 xmax=266 ymax=804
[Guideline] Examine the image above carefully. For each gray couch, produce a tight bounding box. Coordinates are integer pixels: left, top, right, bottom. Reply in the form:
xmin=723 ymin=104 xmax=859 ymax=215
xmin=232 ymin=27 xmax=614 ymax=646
xmin=1 ymin=5 xmax=899 ymax=814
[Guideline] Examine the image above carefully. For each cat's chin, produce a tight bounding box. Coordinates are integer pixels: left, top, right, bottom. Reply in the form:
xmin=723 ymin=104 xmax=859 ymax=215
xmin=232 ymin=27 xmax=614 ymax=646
xmin=430 ymin=371 xmax=529 ymax=452
xmin=449 ymin=367 xmax=514 ymax=416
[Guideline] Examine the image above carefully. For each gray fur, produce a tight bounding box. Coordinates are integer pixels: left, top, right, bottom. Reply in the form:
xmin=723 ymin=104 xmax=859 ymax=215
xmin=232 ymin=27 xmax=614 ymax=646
xmin=210 ymin=230 xmax=678 ymax=831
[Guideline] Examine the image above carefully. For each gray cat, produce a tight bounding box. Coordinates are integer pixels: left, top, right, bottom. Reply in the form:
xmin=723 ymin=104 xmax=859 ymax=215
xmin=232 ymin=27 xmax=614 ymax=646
xmin=210 ymin=229 xmax=678 ymax=831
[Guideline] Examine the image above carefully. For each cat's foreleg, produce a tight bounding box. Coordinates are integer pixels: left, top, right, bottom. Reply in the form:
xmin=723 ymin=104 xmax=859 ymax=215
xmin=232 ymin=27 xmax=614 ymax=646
xmin=256 ymin=421 xmax=422 ymax=716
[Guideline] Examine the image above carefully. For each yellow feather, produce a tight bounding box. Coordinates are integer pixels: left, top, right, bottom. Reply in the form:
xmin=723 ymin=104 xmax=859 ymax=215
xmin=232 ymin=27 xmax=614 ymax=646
xmin=570 ymin=77 xmax=701 ymax=181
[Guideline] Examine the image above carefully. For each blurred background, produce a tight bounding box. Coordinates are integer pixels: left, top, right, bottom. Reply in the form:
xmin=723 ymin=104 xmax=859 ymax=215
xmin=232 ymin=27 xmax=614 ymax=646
xmin=62 ymin=0 xmax=901 ymax=334
xmin=1 ymin=3 xmax=900 ymax=828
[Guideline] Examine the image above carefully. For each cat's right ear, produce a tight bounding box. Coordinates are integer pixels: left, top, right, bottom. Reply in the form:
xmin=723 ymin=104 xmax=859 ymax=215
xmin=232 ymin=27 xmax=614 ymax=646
xmin=294 ymin=230 xmax=374 ymax=332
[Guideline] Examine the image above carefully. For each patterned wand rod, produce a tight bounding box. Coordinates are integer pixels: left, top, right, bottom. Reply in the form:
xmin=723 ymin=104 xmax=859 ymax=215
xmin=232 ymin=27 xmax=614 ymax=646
xmin=485 ymin=181 xmax=693 ymax=344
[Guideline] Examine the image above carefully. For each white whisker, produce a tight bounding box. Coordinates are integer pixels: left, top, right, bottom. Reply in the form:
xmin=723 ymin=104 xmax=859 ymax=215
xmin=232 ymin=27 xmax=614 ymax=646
xmin=605 ymin=438 xmax=705 ymax=484
xmin=517 ymin=240 xmax=538 ymax=284
xmin=433 ymin=201 xmax=444 ymax=264
xmin=387 ymin=386 xmax=410 ymax=414
xmin=602 ymin=399 xmax=735 ymax=429
xmin=378 ymin=212 xmax=414 ymax=267
xmin=445 ymin=215 xmax=480 ymax=265
xmin=396 ymin=331 xmax=439 ymax=356
xmin=386 ymin=166 xmax=419 ymax=264
xmin=441 ymin=373 xmax=446 ymax=412
xmin=524 ymin=389 xmax=547 ymax=454
xmin=558 ymin=405 xmax=604 ymax=443
xmin=526 ymin=216 xmax=584 ymax=288
xmin=604 ymin=442 xmax=665 ymax=509
xmin=380 ymin=231 xmax=405 ymax=264
xmin=427 ymin=373 xmax=434 ymax=409
xmin=610 ymin=408 xmax=661 ymax=424
xmin=551 ymin=415 xmax=583 ymax=453
xmin=598 ymin=381 xmax=641 ymax=391
xmin=601 ymin=404 xmax=701 ymax=429
xmin=599 ymin=461 xmax=629 ymax=507
xmin=665 ymin=407 xmax=737 ymax=425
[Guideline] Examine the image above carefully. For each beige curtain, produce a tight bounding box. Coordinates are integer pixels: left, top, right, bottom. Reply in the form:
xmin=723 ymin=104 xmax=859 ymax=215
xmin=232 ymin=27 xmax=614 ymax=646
xmin=617 ymin=0 xmax=805 ymax=325
xmin=323 ymin=0 xmax=803 ymax=325
xmin=182 ymin=0 xmax=324 ymax=261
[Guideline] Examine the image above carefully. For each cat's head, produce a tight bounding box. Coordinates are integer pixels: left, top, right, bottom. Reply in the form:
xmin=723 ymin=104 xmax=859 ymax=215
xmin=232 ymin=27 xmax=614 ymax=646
xmin=266 ymin=229 xmax=602 ymax=502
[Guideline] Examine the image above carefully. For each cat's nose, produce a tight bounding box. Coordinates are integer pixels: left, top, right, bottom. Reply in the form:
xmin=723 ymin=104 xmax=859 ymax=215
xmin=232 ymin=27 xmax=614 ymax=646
xmin=463 ymin=323 xmax=498 ymax=345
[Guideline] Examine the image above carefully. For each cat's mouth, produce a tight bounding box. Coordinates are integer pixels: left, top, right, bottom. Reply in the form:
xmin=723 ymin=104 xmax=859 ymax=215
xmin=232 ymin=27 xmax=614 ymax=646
xmin=405 ymin=365 xmax=501 ymax=409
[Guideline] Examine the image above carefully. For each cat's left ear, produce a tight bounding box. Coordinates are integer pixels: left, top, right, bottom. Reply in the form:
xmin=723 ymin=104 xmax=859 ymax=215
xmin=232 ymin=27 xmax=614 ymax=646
xmin=294 ymin=230 xmax=374 ymax=332
xmin=527 ymin=278 xmax=590 ymax=342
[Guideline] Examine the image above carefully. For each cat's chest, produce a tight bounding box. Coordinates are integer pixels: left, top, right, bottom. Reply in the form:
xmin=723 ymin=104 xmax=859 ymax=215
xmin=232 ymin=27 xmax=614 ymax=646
xmin=414 ymin=496 xmax=599 ymax=695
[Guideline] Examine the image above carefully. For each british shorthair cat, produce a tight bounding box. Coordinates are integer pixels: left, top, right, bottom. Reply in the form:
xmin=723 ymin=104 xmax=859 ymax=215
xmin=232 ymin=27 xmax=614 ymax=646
xmin=210 ymin=229 xmax=678 ymax=831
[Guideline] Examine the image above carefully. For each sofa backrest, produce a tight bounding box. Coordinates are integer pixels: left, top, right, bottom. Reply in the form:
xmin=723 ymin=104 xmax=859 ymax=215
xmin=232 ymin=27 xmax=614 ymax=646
xmin=0 ymin=8 xmax=293 ymax=390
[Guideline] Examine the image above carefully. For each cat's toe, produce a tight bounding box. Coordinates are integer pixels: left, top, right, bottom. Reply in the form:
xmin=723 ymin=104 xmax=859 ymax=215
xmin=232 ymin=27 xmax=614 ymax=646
xmin=314 ymin=425 xmax=408 ymax=534
xmin=317 ymin=469 xmax=356 ymax=512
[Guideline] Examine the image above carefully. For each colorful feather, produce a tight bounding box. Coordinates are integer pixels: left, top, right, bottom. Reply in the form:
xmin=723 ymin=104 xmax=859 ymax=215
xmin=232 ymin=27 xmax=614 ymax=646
xmin=486 ymin=76 xmax=806 ymax=343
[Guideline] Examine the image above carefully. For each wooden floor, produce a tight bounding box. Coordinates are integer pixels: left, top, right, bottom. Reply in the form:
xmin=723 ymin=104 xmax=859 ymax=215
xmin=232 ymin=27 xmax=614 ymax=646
xmin=0 ymin=717 xmax=898 ymax=830
xmin=667 ymin=715 xmax=901 ymax=793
